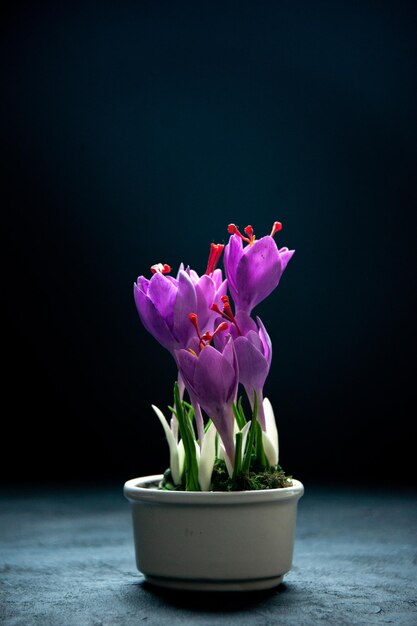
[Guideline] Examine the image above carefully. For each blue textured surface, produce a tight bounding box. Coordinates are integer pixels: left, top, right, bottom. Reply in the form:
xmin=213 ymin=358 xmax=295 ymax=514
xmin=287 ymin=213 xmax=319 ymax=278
xmin=1 ymin=486 xmax=416 ymax=625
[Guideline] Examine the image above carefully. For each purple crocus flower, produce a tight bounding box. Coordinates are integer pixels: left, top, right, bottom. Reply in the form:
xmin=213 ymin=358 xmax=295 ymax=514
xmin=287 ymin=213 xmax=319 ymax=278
xmin=176 ymin=338 xmax=239 ymax=466
xmin=223 ymin=222 xmax=294 ymax=316
xmin=134 ymin=265 xmax=198 ymax=355
xmin=214 ymin=308 xmax=272 ymax=431
xmin=134 ymin=246 xmax=227 ymax=356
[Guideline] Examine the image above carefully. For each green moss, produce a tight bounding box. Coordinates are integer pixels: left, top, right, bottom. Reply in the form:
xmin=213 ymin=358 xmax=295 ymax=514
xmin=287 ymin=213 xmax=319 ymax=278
xmin=158 ymin=461 xmax=293 ymax=492
xmin=210 ymin=460 xmax=293 ymax=491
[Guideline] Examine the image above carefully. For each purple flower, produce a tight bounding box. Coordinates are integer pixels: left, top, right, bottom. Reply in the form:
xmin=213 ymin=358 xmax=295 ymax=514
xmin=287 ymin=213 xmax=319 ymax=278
xmin=134 ymin=253 xmax=227 ymax=355
xmin=214 ymin=310 xmax=272 ymax=431
xmin=176 ymin=338 xmax=239 ymax=465
xmin=134 ymin=266 xmax=198 ymax=354
xmin=224 ymin=222 xmax=294 ymax=316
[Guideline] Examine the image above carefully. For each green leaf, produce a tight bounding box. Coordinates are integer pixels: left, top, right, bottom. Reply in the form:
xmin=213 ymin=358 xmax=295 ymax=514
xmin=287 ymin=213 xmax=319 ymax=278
xmin=232 ymin=397 xmax=247 ymax=430
xmin=232 ymin=402 xmax=243 ymax=430
xmin=173 ymin=382 xmax=200 ymax=491
xmin=238 ymin=396 xmax=247 ymax=424
xmin=232 ymin=432 xmax=243 ymax=487
xmin=241 ymin=390 xmax=259 ymax=473
xmin=204 ymin=418 xmax=213 ymax=433
xmin=255 ymin=419 xmax=268 ymax=469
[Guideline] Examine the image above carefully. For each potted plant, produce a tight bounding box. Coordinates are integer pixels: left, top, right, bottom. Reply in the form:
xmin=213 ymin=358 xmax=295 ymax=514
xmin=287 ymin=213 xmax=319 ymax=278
xmin=124 ymin=221 xmax=304 ymax=591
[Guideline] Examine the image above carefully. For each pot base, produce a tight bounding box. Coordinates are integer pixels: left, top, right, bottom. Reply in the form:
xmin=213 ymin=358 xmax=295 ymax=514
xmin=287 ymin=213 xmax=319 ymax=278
xmin=144 ymin=574 xmax=284 ymax=592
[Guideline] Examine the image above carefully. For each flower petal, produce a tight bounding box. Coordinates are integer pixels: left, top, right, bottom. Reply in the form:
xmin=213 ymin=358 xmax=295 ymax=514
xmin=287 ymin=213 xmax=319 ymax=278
xmin=256 ymin=316 xmax=272 ymax=367
xmin=224 ymin=234 xmax=243 ymax=304
xmin=263 ymin=397 xmax=279 ymax=463
xmin=240 ymin=421 xmax=252 ymax=456
xmin=173 ymin=270 xmax=197 ymax=344
xmin=195 ymin=274 xmax=215 ymax=330
xmin=262 ymin=431 xmax=278 ymax=467
xmin=152 ymin=404 xmax=181 ymax=485
xmin=234 ymin=336 xmax=269 ymax=390
xmin=279 ymin=247 xmax=295 ymax=272
xmin=198 ymin=421 xmax=217 ymax=491
xmin=221 ymin=338 xmax=239 ymax=397
xmin=177 ymin=439 xmax=185 ymax=477
xmin=147 ymin=273 xmax=177 ymax=330
xmin=234 ymin=311 xmax=258 ymax=336
xmin=211 ymin=268 xmax=224 ymax=291
xmin=136 ymin=275 xmax=149 ymax=295
xmin=175 ymin=349 xmax=199 ymax=395
xmin=236 ymin=236 xmax=282 ymax=314
xmin=134 ymin=283 xmax=175 ymax=351
xmin=194 ymin=345 xmax=237 ymax=408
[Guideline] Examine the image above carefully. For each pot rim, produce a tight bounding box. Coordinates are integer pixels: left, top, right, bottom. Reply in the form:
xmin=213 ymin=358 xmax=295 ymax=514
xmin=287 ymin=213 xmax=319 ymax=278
xmin=124 ymin=474 xmax=304 ymax=505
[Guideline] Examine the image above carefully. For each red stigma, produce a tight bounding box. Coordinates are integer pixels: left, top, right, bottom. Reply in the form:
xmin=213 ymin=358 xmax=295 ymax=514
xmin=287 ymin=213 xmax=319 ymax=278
xmin=189 ymin=313 xmax=200 ymax=337
xmin=189 ymin=313 xmax=204 ymax=350
xmin=213 ymin=321 xmax=229 ymax=337
xmin=205 ymin=243 xmax=225 ymax=276
xmin=189 ymin=313 xmax=228 ymax=349
xmin=201 ymin=321 xmax=230 ymax=344
xmin=151 ymin=262 xmax=171 ymax=275
xmin=211 ymin=303 xmax=223 ymax=316
xmin=211 ymin=295 xmax=242 ymax=335
xmin=270 ymin=221 xmax=282 ymax=237
xmin=227 ymin=223 xmax=255 ymax=245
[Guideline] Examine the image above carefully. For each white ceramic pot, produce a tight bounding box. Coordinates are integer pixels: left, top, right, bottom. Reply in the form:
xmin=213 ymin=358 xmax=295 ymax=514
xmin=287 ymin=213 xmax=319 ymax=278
xmin=124 ymin=474 xmax=304 ymax=591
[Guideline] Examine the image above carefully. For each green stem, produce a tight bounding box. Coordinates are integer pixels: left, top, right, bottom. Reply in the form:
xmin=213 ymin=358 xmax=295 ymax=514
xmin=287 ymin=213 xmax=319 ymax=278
xmin=173 ymin=382 xmax=200 ymax=491
xmin=232 ymin=432 xmax=243 ymax=488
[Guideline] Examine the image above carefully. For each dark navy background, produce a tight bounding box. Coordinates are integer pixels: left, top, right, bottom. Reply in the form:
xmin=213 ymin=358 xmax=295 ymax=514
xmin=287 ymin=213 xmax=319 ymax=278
xmin=2 ymin=1 xmax=416 ymax=485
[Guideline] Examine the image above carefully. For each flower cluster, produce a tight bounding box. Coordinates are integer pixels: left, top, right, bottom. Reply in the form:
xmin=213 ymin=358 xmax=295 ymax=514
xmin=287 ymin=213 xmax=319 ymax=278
xmin=134 ymin=222 xmax=294 ymax=491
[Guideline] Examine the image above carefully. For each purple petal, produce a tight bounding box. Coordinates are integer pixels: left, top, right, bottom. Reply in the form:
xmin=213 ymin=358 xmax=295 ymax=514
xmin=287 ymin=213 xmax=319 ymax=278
xmin=196 ymin=275 xmax=215 ymax=327
xmin=177 ymin=345 xmax=237 ymax=464
xmin=173 ymin=270 xmax=197 ymax=344
xmin=215 ymin=278 xmax=228 ymax=300
xmin=212 ymin=321 xmax=230 ymax=351
xmin=194 ymin=346 xmax=237 ymax=408
xmin=224 ymin=234 xmax=243 ymax=305
xmin=175 ymin=348 xmax=199 ymax=393
xmin=233 ymin=336 xmax=270 ymax=390
xmin=236 ymin=236 xmax=282 ymax=314
xmin=246 ymin=329 xmax=263 ymax=352
xmin=136 ymin=275 xmax=149 ymax=295
xmin=197 ymin=275 xmax=215 ymax=306
xmin=134 ymin=283 xmax=175 ymax=351
xmin=279 ymin=247 xmax=295 ymax=272
xmin=210 ymin=279 xmax=228 ymax=323
xmin=220 ymin=338 xmax=239 ymax=401
xmin=256 ymin=316 xmax=272 ymax=367
xmin=211 ymin=268 xmax=223 ymax=291
xmin=189 ymin=269 xmax=200 ymax=284
xmin=147 ymin=273 xmax=177 ymax=331
xmin=234 ymin=311 xmax=258 ymax=337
